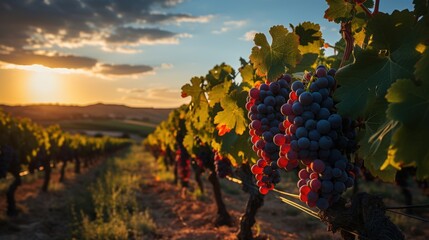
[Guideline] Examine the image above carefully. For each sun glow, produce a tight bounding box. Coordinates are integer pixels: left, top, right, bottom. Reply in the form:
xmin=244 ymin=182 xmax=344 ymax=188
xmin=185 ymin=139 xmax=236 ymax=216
xmin=27 ymin=65 xmax=62 ymax=103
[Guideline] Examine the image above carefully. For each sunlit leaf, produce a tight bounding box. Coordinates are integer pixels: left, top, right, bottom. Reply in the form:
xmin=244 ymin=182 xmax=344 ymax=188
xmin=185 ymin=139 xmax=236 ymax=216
xmin=249 ymin=25 xmax=301 ymax=81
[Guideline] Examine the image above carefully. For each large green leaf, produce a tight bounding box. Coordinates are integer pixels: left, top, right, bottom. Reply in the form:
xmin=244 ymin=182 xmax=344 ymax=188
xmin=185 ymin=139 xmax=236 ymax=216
xmin=414 ymin=0 xmax=428 ymax=18
xmin=386 ymin=79 xmax=429 ymax=179
xmin=335 ymin=11 xmax=421 ymax=118
xmin=415 ymin=47 xmax=429 ymax=84
xmin=334 ymin=10 xmax=421 ymax=181
xmin=217 ymin=130 xmax=258 ymax=166
xmin=249 ymin=25 xmax=301 ymax=81
xmin=334 ymin=48 xmax=415 ymax=118
xmin=360 ymin=118 xmax=399 ymax=182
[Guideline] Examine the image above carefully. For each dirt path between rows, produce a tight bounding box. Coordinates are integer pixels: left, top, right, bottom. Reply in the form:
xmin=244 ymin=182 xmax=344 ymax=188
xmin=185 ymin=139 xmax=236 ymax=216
xmin=0 ymin=147 xmax=426 ymax=239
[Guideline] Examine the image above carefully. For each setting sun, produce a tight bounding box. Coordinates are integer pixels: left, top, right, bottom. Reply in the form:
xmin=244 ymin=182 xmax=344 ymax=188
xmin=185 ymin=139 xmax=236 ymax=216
xmin=27 ymin=65 xmax=61 ymax=103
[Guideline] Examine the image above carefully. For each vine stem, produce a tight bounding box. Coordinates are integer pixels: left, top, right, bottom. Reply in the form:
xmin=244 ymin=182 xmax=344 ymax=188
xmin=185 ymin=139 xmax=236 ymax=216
xmin=374 ymin=0 xmax=380 ymax=15
xmin=359 ymin=4 xmax=373 ymax=18
xmin=339 ymin=22 xmax=354 ymax=68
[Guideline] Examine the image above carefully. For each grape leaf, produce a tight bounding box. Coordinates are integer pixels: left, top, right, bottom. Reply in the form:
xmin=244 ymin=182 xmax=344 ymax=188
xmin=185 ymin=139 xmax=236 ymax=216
xmin=360 ymin=118 xmax=399 ymax=182
xmin=239 ymin=64 xmax=256 ymax=92
xmin=191 ymin=98 xmax=210 ymax=130
xmin=216 ymin=130 xmax=258 ymax=166
xmin=181 ymin=76 xmax=205 ymax=107
xmin=415 ymin=47 xmax=429 ymax=83
xmin=366 ymin=11 xmax=416 ymax=51
xmin=334 ymin=11 xmax=422 ymax=181
xmin=335 ymin=48 xmax=416 ymax=119
xmin=335 ymin=11 xmax=421 ymax=118
xmin=249 ymin=25 xmax=301 ymax=82
xmin=324 ymin=0 xmax=354 ymax=23
xmin=206 ymin=63 xmax=235 ymax=87
xmin=414 ymin=0 xmax=428 ymax=18
xmin=363 ymin=0 xmax=374 ymax=8
xmin=386 ymin=79 xmax=429 ymax=179
xmin=214 ymin=94 xmax=247 ymax=135
xmin=292 ymin=22 xmax=324 ymax=72
xmin=208 ymin=79 xmax=232 ymax=107
xmin=294 ymin=22 xmax=323 ymax=49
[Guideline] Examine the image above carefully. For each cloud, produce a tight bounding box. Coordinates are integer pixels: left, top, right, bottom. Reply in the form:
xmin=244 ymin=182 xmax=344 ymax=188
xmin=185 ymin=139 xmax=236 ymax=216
xmin=117 ymin=87 xmax=189 ymax=107
xmin=0 ymin=0 xmax=209 ymax=78
xmin=212 ymin=20 xmax=247 ymax=34
xmin=158 ymin=63 xmax=174 ymax=69
xmin=0 ymin=50 xmax=97 ymax=69
xmin=96 ymin=64 xmax=153 ymax=76
xmin=241 ymin=30 xmax=258 ymax=41
xmin=106 ymin=27 xmax=179 ymax=45
xmin=0 ymin=51 xmax=155 ymax=78
xmin=0 ymin=0 xmax=208 ymax=51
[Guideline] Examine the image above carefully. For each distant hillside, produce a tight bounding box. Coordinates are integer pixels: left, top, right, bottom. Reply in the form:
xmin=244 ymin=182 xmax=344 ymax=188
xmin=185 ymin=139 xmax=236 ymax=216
xmin=0 ymin=103 xmax=173 ymax=125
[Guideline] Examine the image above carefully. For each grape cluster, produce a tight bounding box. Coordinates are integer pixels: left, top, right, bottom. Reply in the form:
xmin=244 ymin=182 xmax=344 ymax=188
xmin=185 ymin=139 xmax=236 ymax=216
xmin=281 ymin=65 xmax=355 ymax=210
xmin=175 ymin=147 xmax=191 ymax=186
xmin=246 ymin=75 xmax=291 ymax=194
xmin=214 ymin=151 xmax=232 ymax=178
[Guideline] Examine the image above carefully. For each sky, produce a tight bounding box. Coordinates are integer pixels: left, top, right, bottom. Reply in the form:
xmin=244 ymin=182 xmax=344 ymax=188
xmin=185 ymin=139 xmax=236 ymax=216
xmin=0 ymin=0 xmax=413 ymax=108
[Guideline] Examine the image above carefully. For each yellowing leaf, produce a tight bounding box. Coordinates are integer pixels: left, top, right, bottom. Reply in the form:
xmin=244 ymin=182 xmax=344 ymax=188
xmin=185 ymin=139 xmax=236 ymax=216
xmin=214 ymin=96 xmax=247 ymax=135
xmin=249 ymin=25 xmax=301 ymax=82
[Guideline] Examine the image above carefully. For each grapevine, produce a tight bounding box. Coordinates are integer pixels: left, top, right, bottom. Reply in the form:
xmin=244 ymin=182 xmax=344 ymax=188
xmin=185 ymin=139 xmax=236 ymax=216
xmin=145 ymin=1 xmax=428 ymax=239
xmin=0 ymin=110 xmax=131 ymax=216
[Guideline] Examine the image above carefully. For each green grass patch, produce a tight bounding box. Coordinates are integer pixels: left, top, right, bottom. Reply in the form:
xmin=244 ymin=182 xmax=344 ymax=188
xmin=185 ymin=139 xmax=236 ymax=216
xmin=72 ymin=145 xmax=158 ymax=239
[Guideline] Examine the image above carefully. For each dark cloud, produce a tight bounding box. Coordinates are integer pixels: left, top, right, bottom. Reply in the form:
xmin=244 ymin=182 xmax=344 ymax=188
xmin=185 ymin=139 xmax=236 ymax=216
xmin=0 ymin=50 xmax=97 ymax=69
xmin=0 ymin=0 xmax=208 ymax=76
xmin=98 ymin=64 xmax=153 ymax=75
xmin=0 ymin=0 xmax=208 ymax=52
xmin=107 ymin=27 xmax=176 ymax=44
xmin=0 ymin=51 xmax=154 ymax=76
xmin=0 ymin=0 xmax=206 ymax=49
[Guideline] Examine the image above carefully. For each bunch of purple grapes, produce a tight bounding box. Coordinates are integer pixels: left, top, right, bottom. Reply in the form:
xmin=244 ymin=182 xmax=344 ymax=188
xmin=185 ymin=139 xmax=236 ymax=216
xmin=281 ymin=65 xmax=356 ymax=210
xmin=214 ymin=151 xmax=232 ymax=178
xmin=246 ymin=75 xmax=292 ymax=194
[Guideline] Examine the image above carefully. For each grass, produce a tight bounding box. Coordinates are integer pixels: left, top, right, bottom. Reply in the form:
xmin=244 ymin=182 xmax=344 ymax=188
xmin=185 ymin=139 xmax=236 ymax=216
xmin=59 ymin=119 xmax=155 ymax=136
xmin=72 ymin=145 xmax=158 ymax=239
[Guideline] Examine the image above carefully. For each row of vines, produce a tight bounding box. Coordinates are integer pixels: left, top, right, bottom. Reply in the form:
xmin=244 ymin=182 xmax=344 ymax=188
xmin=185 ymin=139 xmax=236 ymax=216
xmin=144 ymin=1 xmax=429 ymax=239
xmin=0 ymin=110 xmax=132 ymax=216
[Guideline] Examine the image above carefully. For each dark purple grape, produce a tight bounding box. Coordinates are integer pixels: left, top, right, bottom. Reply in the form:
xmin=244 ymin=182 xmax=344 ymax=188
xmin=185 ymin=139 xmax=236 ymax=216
xmin=298 ymin=137 xmax=310 ymax=149
xmin=316 ymin=120 xmax=331 ymax=134
xmin=296 ymin=127 xmax=308 ymax=138
xmin=260 ymin=83 xmax=269 ymax=91
xmin=291 ymin=81 xmax=304 ymax=91
xmin=311 ymin=92 xmax=322 ymax=103
xmin=319 ymin=136 xmax=333 ymax=150
xmin=292 ymin=102 xmax=304 ymax=115
xmin=316 ymin=198 xmax=329 ymax=210
xmin=269 ymin=82 xmax=280 ymax=94
xmin=299 ymin=92 xmax=313 ymax=105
